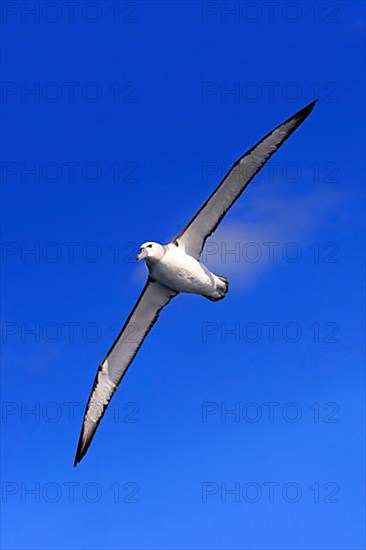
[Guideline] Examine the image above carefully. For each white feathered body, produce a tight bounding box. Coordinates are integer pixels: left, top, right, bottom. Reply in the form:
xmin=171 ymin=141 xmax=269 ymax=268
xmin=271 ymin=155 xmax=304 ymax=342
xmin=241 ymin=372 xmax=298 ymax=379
xmin=149 ymin=243 xmax=228 ymax=300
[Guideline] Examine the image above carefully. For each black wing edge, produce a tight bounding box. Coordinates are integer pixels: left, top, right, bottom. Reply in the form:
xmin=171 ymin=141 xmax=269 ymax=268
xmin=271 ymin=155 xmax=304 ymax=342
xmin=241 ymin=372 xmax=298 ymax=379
xmin=175 ymin=99 xmax=318 ymax=249
xmin=73 ymin=278 xmax=176 ymax=467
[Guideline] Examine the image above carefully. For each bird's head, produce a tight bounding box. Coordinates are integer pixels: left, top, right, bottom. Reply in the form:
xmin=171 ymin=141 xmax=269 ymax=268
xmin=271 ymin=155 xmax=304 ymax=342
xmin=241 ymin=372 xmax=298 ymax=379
xmin=136 ymin=242 xmax=165 ymax=263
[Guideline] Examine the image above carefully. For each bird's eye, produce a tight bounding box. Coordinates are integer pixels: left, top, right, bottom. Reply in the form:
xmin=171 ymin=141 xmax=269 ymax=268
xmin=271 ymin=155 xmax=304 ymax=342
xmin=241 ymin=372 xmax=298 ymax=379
xmin=148 ymin=244 xmax=153 ymax=248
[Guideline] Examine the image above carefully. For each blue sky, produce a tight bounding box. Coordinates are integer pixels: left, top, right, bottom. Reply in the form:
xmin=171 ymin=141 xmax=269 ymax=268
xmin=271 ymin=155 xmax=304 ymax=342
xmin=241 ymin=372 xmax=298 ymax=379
xmin=1 ymin=1 xmax=365 ymax=549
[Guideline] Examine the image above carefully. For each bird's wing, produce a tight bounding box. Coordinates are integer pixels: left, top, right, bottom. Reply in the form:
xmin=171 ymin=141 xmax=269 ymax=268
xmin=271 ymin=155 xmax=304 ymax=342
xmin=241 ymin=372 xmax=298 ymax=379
xmin=174 ymin=100 xmax=317 ymax=259
xmin=74 ymin=279 xmax=178 ymax=466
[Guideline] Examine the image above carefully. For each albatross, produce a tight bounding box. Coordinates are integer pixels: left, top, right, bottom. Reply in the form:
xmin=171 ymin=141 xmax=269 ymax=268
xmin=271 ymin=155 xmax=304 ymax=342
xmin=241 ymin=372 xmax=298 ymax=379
xmin=74 ymin=100 xmax=317 ymax=465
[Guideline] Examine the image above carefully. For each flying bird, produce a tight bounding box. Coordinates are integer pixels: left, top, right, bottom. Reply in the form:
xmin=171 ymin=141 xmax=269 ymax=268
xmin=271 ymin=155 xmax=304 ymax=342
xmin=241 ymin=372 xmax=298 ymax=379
xmin=74 ymin=100 xmax=317 ymax=465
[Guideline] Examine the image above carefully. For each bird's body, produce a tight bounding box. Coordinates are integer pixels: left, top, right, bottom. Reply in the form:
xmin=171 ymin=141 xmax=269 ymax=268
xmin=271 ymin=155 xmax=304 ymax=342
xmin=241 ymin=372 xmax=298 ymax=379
xmin=74 ymin=100 xmax=318 ymax=466
xmin=146 ymin=242 xmax=228 ymax=300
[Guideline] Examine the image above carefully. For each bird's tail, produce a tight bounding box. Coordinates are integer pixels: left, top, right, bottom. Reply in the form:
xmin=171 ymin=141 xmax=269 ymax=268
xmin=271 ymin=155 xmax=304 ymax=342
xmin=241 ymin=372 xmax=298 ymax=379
xmin=204 ymin=275 xmax=229 ymax=302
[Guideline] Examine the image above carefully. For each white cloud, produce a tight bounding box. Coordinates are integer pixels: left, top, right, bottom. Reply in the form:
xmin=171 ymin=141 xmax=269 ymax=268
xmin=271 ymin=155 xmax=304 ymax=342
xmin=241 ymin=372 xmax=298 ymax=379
xmin=201 ymin=188 xmax=343 ymax=288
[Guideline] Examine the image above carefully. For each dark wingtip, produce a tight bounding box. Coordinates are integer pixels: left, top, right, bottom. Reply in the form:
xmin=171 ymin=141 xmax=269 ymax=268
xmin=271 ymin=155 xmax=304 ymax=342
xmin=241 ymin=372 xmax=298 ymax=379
xmin=73 ymin=446 xmax=81 ymax=467
xmin=295 ymin=99 xmax=318 ymax=120
xmin=73 ymin=445 xmax=82 ymax=467
xmin=73 ymin=444 xmax=87 ymax=467
xmin=73 ymin=431 xmax=88 ymax=467
xmin=279 ymin=99 xmax=318 ymax=137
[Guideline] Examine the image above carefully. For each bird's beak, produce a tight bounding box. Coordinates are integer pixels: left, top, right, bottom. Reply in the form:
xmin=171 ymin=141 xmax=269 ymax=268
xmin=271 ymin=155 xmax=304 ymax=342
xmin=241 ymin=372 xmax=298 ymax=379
xmin=136 ymin=249 xmax=147 ymax=261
